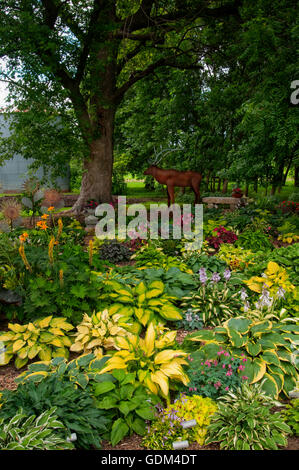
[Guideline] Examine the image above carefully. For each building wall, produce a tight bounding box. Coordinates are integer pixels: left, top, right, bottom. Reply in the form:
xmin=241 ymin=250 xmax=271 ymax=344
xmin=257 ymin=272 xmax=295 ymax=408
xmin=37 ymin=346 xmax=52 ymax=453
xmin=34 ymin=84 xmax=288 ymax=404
xmin=0 ymin=114 xmax=70 ymax=192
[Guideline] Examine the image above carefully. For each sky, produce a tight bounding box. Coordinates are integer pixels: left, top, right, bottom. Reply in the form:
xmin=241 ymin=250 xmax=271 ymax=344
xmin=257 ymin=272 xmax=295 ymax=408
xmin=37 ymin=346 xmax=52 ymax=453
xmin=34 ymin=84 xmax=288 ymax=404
xmin=0 ymin=82 xmax=9 ymax=109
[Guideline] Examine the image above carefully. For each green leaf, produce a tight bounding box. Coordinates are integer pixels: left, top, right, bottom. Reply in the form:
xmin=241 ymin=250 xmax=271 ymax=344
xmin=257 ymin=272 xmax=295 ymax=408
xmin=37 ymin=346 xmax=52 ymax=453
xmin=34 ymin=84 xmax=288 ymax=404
xmin=94 ymin=381 xmax=116 ymax=396
xmin=110 ymin=418 xmax=129 ymax=446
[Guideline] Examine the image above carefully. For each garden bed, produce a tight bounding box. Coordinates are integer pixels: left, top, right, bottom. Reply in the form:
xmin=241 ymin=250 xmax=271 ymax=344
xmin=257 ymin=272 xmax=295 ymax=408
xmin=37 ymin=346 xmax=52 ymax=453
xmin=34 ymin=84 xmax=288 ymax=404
xmin=0 ymin=196 xmax=298 ymax=451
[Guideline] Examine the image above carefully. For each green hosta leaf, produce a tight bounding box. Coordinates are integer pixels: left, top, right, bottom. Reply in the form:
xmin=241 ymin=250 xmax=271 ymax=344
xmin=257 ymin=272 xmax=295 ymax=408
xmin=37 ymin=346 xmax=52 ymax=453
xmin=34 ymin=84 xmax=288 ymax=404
xmin=251 ymin=321 xmax=272 ymax=336
xmin=131 ymin=417 xmax=146 ymax=436
xmin=261 ymin=374 xmax=279 ymax=398
xmin=94 ymin=381 xmax=116 ymax=396
xmin=110 ymin=418 xmax=129 ymax=446
xmin=261 ymin=351 xmax=281 ymax=367
xmin=227 ymin=328 xmax=246 ymax=348
xmin=246 ymin=341 xmax=262 ymax=356
xmin=224 ymin=317 xmax=251 ymax=334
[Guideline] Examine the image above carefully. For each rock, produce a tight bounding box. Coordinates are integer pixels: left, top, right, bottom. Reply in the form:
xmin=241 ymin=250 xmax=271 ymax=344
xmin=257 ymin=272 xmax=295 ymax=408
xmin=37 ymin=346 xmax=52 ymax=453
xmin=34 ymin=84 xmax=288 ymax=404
xmin=0 ymin=289 xmax=22 ymax=306
xmin=84 ymin=215 xmax=98 ymax=226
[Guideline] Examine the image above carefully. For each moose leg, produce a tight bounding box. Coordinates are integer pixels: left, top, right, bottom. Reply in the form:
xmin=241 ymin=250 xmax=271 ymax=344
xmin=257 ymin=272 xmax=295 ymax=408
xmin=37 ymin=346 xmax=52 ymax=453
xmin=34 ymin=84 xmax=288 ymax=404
xmin=167 ymin=185 xmax=175 ymax=206
xmin=166 ymin=187 xmax=171 ymax=207
xmin=191 ymin=181 xmax=200 ymax=204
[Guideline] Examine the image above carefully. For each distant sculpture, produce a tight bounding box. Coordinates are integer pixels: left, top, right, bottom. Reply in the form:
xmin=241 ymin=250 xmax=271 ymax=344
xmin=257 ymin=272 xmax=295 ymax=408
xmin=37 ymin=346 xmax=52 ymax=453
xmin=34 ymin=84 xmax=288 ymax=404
xmin=144 ymin=165 xmax=203 ymax=206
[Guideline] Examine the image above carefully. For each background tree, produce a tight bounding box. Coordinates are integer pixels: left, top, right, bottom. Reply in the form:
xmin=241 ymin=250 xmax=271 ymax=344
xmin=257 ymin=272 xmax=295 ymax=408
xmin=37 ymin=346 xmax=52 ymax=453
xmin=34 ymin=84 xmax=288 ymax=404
xmin=0 ymin=0 xmax=241 ymax=211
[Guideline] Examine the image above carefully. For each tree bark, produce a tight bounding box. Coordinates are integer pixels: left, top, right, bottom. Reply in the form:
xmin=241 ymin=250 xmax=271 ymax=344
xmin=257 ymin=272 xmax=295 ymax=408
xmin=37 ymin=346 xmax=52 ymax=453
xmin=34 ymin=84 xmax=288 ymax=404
xmin=71 ymin=107 xmax=115 ymax=212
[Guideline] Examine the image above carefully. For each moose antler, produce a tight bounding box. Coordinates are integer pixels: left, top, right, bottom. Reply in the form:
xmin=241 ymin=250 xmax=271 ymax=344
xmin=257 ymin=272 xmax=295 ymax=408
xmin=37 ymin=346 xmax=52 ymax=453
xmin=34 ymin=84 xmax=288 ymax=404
xmin=148 ymin=145 xmax=183 ymax=166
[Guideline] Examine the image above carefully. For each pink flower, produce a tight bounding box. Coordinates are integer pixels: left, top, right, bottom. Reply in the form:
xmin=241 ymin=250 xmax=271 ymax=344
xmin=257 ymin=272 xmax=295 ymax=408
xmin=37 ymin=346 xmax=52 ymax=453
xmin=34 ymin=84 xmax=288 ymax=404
xmin=225 ymin=387 xmax=229 ymax=391
xmin=226 ymin=371 xmax=232 ymax=376
xmin=238 ymin=365 xmax=245 ymax=371
xmin=242 ymin=358 xmax=247 ymax=363
xmin=242 ymin=376 xmax=249 ymax=381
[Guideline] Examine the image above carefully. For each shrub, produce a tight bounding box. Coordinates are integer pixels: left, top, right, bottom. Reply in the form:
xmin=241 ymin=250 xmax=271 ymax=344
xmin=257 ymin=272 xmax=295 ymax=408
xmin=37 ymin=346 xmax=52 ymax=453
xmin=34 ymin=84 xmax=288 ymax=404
xmin=206 ymin=383 xmax=291 ymax=450
xmin=283 ymin=398 xmax=299 ymax=436
xmin=142 ymin=394 xmax=217 ymax=449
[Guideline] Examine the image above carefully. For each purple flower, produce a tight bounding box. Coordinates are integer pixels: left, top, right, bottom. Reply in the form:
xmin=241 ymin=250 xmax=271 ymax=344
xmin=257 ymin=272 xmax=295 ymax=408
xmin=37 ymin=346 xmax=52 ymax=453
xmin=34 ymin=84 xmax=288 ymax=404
xmin=223 ymin=269 xmax=231 ymax=281
xmin=211 ymin=272 xmax=221 ymax=283
xmin=199 ymin=267 xmax=207 ymax=284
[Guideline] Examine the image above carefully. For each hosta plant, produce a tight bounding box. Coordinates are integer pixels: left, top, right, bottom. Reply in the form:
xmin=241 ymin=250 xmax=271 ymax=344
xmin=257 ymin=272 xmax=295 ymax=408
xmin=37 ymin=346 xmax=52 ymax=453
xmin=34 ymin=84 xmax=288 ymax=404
xmin=70 ymin=309 xmax=132 ymax=356
xmin=0 ymin=408 xmax=74 ymax=450
xmin=101 ymin=279 xmax=182 ymax=328
xmin=0 ymin=316 xmax=74 ymax=368
xmin=176 ymin=308 xmax=204 ymax=331
xmin=16 ymin=353 xmax=109 ymax=390
xmin=181 ymin=268 xmax=242 ymax=326
xmin=99 ymin=323 xmax=189 ymax=401
xmin=0 ymin=374 xmax=109 ymax=449
xmin=131 ymin=244 xmax=192 ymax=274
xmin=94 ymin=369 xmax=159 ymax=446
xmin=186 ymin=316 xmax=299 ymax=398
xmin=205 ymin=382 xmax=291 ymax=450
xmin=142 ymin=394 xmax=217 ymax=449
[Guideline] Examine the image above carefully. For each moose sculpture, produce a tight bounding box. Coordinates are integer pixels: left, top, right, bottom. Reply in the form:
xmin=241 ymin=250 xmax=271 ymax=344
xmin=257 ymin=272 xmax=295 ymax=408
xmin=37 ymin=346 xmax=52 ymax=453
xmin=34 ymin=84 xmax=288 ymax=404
xmin=144 ymin=165 xmax=203 ymax=206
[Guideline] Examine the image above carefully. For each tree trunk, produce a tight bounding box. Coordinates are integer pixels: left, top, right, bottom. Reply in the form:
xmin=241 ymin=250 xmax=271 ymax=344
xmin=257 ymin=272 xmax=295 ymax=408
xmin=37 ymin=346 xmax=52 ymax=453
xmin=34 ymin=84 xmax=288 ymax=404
xmin=222 ymin=179 xmax=228 ymax=193
xmin=295 ymin=166 xmax=299 ymax=187
xmin=72 ymin=108 xmax=115 ymax=212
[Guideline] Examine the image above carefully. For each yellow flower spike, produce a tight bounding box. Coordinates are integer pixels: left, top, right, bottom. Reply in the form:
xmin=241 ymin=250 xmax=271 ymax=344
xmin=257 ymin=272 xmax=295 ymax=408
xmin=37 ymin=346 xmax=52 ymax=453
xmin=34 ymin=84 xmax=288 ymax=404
xmin=18 ymin=242 xmax=32 ymax=272
xmin=59 ymin=269 xmax=64 ymax=287
xmin=57 ymin=217 xmax=63 ymax=240
xmin=88 ymin=239 xmax=93 ymax=266
xmin=48 ymin=236 xmax=55 ymax=265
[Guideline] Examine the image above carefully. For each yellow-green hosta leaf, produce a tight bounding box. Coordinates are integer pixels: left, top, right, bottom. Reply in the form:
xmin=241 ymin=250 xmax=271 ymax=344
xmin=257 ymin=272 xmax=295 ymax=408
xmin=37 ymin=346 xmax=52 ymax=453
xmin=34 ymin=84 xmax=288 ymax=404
xmin=48 ymin=328 xmax=64 ymax=336
xmin=134 ymin=282 xmax=147 ymax=295
xmin=14 ymin=356 xmax=28 ymax=369
xmin=151 ymin=371 xmax=169 ymax=396
xmin=159 ymin=304 xmax=182 ymax=321
xmin=250 ymin=358 xmax=267 ymax=384
xmin=50 ymin=337 xmax=64 ymax=348
xmin=37 ymin=316 xmax=53 ymax=328
xmin=70 ymin=341 xmax=84 ymax=352
xmin=52 ymin=347 xmax=69 ymax=358
xmin=266 ymin=261 xmax=280 ymax=275
xmin=0 ymin=332 xmax=15 ymax=342
xmin=8 ymin=323 xmax=27 ymax=333
xmin=39 ymin=332 xmax=55 ymax=343
xmin=28 ymin=344 xmax=41 ymax=360
xmin=17 ymin=346 xmax=29 ymax=360
xmin=148 ymin=280 xmax=164 ymax=294
xmin=38 ymin=345 xmax=52 ymax=361
xmin=12 ymin=339 xmax=26 ymax=353
xmin=144 ymin=323 xmax=156 ymax=357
